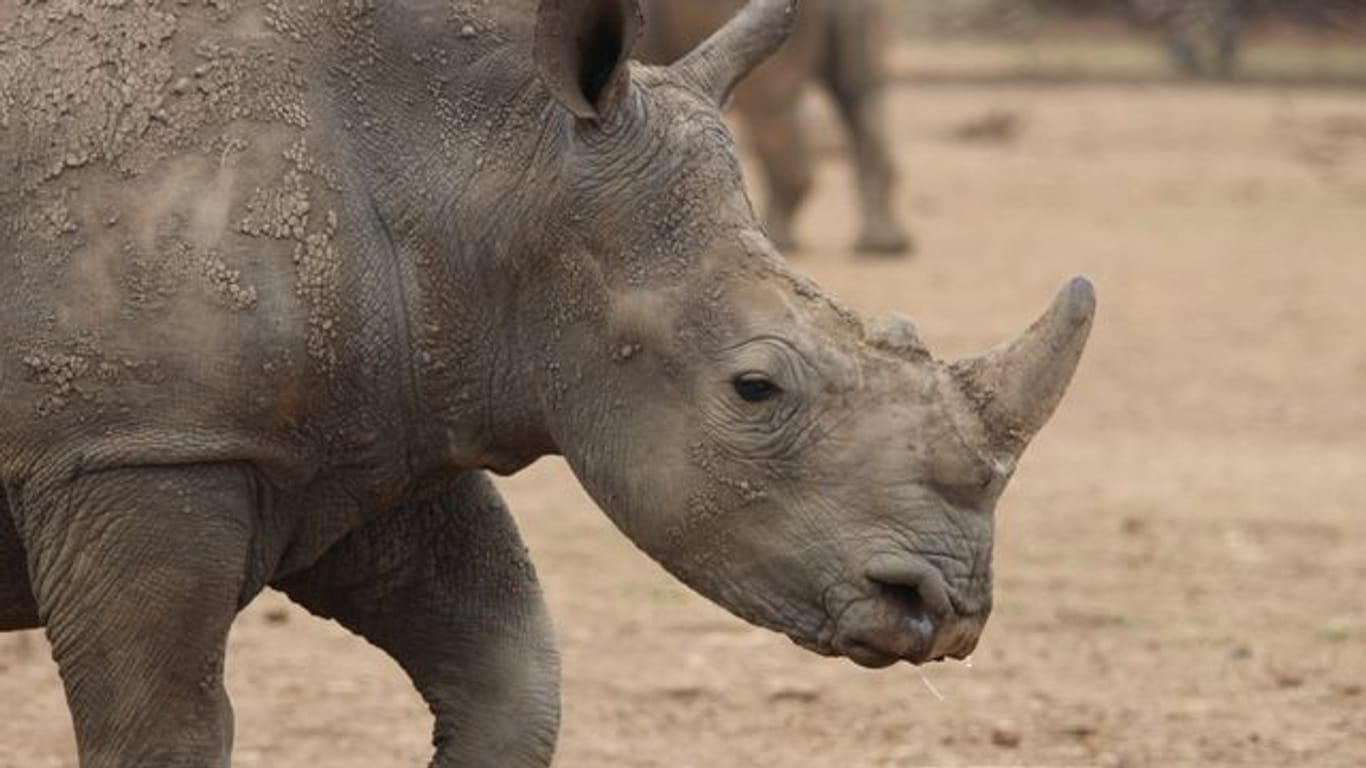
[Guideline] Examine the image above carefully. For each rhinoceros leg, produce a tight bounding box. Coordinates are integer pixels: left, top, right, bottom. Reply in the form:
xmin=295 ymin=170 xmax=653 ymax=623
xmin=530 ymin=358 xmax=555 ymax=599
xmin=738 ymin=97 xmax=813 ymax=253
xmin=17 ymin=465 xmax=255 ymax=768
xmin=274 ymin=471 xmax=559 ymax=768
xmin=822 ymin=0 xmax=912 ymax=256
xmin=1212 ymin=0 xmax=1245 ymax=77
xmin=0 ymin=489 xmax=40 ymax=631
xmin=1163 ymin=26 xmax=1204 ymax=75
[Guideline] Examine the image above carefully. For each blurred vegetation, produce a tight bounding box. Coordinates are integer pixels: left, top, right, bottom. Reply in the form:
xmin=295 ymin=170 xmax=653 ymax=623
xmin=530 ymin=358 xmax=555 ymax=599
xmin=886 ymin=0 xmax=1366 ymax=83
xmin=891 ymin=0 xmax=1366 ymax=37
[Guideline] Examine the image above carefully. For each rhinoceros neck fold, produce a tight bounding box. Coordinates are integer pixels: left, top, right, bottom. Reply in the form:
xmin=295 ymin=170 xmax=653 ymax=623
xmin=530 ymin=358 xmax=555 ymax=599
xmin=310 ymin=9 xmax=572 ymax=480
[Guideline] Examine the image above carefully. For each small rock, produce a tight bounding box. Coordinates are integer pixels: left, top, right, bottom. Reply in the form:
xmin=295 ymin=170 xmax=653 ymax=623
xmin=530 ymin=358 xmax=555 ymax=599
xmin=1120 ymin=515 xmax=1147 ymax=536
xmin=766 ymin=680 xmax=822 ymax=703
xmin=1271 ymin=669 xmax=1305 ymax=689
xmin=991 ymin=722 xmax=1022 ymax=748
xmin=951 ymin=110 xmax=1024 ymax=144
xmin=1062 ymin=721 xmax=1099 ymax=739
xmin=656 ymin=683 xmax=712 ymax=702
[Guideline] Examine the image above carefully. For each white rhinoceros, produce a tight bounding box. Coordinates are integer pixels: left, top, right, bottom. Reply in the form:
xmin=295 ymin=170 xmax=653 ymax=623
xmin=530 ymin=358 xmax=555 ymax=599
xmin=0 ymin=0 xmax=1094 ymax=765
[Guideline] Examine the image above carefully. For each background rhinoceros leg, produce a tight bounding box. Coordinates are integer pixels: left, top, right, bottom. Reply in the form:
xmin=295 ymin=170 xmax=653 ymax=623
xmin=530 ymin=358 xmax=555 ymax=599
xmin=274 ymin=471 xmax=559 ymax=768
xmin=1163 ymin=25 xmax=1205 ymax=75
xmin=822 ymin=0 xmax=912 ymax=256
xmin=738 ymin=96 xmax=813 ymax=253
xmin=18 ymin=465 xmax=255 ymax=768
xmin=0 ymin=490 xmax=40 ymax=631
xmin=1211 ymin=0 xmax=1246 ymax=77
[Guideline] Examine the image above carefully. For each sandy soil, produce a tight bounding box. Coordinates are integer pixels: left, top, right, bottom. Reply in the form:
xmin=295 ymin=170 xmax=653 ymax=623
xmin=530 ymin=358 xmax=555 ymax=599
xmin=4 ymin=57 xmax=1366 ymax=768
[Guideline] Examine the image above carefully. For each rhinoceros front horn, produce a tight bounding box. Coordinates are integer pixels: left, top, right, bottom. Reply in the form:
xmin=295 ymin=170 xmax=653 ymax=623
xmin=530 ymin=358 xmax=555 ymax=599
xmin=672 ymin=0 xmax=799 ymax=106
xmin=951 ymin=277 xmax=1096 ymax=452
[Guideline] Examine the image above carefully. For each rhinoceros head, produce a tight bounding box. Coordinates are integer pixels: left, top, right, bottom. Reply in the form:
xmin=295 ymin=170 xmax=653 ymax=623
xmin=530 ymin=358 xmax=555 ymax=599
xmin=524 ymin=0 xmax=1095 ymax=667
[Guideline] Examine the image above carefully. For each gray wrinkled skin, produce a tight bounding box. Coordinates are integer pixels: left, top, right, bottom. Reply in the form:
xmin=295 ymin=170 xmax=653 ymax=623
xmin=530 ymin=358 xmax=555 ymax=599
xmin=639 ymin=0 xmax=912 ymax=254
xmin=0 ymin=1 xmax=1094 ymax=765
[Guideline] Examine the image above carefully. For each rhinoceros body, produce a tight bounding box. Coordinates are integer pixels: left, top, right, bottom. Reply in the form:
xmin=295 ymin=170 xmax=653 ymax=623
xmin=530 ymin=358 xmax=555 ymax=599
xmin=638 ymin=0 xmax=910 ymax=254
xmin=0 ymin=1 xmax=1093 ymax=766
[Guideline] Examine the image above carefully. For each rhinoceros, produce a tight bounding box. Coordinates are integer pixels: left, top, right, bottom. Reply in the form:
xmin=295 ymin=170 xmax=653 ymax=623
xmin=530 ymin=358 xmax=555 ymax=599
xmin=0 ymin=0 xmax=1094 ymax=765
xmin=638 ymin=0 xmax=912 ymax=255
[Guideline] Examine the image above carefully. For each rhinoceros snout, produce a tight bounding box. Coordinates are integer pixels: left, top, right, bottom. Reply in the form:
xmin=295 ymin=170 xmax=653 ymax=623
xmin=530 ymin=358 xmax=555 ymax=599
xmin=832 ymin=558 xmax=987 ymax=668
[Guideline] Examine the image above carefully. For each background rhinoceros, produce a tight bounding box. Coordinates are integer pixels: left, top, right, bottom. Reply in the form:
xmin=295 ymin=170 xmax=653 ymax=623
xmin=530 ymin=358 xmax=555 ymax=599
xmin=0 ymin=0 xmax=1092 ymax=765
xmin=638 ymin=0 xmax=913 ymax=255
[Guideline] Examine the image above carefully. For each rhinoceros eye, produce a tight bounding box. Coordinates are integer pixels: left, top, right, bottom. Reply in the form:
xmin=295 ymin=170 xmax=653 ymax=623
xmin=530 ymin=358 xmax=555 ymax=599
xmin=733 ymin=373 xmax=781 ymax=403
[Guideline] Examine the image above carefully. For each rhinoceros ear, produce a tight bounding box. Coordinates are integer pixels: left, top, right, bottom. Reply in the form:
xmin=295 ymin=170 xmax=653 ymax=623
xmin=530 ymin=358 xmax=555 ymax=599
xmin=535 ymin=0 xmax=643 ymax=121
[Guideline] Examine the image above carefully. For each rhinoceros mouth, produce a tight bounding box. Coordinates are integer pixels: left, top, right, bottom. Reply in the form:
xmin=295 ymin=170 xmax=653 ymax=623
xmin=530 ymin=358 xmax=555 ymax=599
xmin=833 ymin=589 xmax=941 ymax=667
xmin=811 ymin=567 xmax=981 ymax=668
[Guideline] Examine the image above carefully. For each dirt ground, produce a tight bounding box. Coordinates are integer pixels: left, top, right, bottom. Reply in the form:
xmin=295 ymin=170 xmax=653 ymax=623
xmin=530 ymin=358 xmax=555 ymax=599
xmin=3 ymin=47 xmax=1366 ymax=768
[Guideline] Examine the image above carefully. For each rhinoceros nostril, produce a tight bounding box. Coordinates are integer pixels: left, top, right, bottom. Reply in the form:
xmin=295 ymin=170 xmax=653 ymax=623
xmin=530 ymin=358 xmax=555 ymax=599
xmin=872 ymin=580 xmax=936 ymax=646
xmin=874 ymin=580 xmax=924 ymax=616
xmin=864 ymin=558 xmax=954 ymax=618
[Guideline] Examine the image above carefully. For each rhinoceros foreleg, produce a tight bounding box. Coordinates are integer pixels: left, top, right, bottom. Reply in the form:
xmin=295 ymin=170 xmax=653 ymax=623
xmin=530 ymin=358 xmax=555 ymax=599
xmin=822 ymin=0 xmax=911 ymax=256
xmin=17 ymin=464 xmax=255 ymax=768
xmin=738 ymin=97 xmax=813 ymax=253
xmin=0 ymin=488 xmax=40 ymax=631
xmin=274 ymin=471 xmax=559 ymax=768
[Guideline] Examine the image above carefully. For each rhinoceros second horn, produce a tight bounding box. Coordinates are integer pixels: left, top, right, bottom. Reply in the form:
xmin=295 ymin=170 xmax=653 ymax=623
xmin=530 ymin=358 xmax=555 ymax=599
xmin=673 ymin=0 xmax=800 ymax=105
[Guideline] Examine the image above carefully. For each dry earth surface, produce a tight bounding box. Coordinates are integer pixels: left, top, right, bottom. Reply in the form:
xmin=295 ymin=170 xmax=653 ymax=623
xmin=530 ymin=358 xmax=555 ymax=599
xmin=3 ymin=46 xmax=1366 ymax=768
